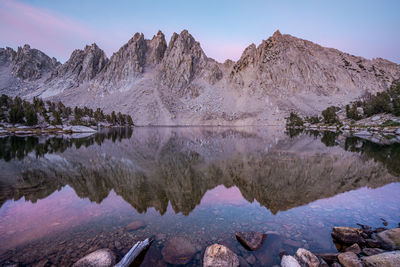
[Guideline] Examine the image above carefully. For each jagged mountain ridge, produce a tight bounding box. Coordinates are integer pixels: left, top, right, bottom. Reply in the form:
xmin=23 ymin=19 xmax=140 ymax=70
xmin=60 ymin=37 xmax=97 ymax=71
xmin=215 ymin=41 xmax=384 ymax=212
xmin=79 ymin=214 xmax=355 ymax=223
xmin=1 ymin=30 xmax=399 ymax=125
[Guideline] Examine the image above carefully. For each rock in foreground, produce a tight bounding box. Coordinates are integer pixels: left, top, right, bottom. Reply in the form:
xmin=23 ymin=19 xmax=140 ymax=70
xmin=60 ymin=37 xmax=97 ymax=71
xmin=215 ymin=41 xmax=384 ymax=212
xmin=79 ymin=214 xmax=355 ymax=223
xmin=362 ymin=251 xmax=400 ymax=267
xmin=338 ymin=252 xmax=363 ymax=267
xmin=376 ymin=228 xmax=400 ymax=250
xmin=294 ymin=248 xmax=320 ymax=267
xmin=235 ymin=231 xmax=266 ymax=251
xmin=161 ymin=236 xmax=196 ymax=265
xmin=72 ymin=248 xmax=116 ymax=267
xmin=281 ymin=255 xmax=301 ymax=267
xmin=331 ymin=227 xmax=363 ymax=244
xmin=203 ymin=244 xmax=239 ymax=267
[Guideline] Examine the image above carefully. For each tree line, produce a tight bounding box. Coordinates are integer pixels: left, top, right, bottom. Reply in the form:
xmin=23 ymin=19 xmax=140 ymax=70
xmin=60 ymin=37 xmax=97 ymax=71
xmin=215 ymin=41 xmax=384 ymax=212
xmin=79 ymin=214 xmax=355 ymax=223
xmin=286 ymin=80 xmax=400 ymax=127
xmin=0 ymin=94 xmax=133 ymax=127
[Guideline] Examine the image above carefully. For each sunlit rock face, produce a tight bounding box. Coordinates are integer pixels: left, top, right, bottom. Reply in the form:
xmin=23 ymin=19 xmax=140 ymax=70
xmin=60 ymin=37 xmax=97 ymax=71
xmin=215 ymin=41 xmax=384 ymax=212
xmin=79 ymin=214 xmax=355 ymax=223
xmin=0 ymin=128 xmax=398 ymax=215
xmin=45 ymin=43 xmax=108 ymax=92
xmin=1 ymin=30 xmax=399 ymax=125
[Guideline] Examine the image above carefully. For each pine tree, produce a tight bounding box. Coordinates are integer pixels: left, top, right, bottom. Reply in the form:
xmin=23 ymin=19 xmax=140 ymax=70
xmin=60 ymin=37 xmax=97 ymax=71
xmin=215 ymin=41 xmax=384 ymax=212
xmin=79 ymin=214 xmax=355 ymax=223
xmin=24 ymin=105 xmax=38 ymax=126
xmin=52 ymin=111 xmax=62 ymax=125
xmin=9 ymin=97 xmax=24 ymax=124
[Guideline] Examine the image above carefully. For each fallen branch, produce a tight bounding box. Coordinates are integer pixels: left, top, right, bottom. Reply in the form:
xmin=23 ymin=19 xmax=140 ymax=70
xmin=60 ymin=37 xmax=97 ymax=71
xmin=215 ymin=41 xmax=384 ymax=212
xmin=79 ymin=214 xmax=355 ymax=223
xmin=114 ymin=238 xmax=152 ymax=267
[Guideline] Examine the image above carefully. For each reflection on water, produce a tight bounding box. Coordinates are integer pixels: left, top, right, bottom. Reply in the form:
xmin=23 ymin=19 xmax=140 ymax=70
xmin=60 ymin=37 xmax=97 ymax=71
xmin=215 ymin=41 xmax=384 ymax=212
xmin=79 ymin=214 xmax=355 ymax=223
xmin=0 ymin=127 xmax=132 ymax=161
xmin=0 ymin=127 xmax=399 ymax=266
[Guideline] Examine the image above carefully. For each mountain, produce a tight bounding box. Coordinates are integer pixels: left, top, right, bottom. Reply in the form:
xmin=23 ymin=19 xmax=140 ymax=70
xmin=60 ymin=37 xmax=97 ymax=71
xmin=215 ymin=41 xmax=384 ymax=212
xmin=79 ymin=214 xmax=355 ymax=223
xmin=1 ymin=30 xmax=399 ymax=126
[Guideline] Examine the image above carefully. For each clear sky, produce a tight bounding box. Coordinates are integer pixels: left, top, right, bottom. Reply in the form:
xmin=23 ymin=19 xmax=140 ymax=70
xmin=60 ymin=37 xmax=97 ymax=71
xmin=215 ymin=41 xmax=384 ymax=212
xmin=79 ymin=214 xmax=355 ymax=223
xmin=1 ymin=0 xmax=399 ymax=63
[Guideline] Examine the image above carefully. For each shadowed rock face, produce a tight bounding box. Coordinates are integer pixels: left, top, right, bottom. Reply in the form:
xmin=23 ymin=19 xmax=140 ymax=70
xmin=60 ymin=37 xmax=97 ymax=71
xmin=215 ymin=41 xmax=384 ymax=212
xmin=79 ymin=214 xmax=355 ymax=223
xmin=11 ymin=45 xmax=60 ymax=81
xmin=0 ymin=128 xmax=399 ymax=215
xmin=46 ymin=43 xmax=108 ymax=89
xmin=1 ymin=30 xmax=399 ymax=125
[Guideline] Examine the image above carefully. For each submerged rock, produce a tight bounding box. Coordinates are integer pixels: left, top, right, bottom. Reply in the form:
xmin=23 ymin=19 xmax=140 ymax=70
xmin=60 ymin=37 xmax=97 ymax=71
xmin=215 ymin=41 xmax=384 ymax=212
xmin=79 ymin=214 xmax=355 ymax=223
xmin=125 ymin=220 xmax=146 ymax=231
xmin=235 ymin=231 xmax=266 ymax=250
xmin=375 ymin=228 xmax=400 ymax=250
xmin=362 ymin=251 xmax=400 ymax=267
xmin=72 ymin=248 xmax=116 ymax=267
xmin=332 ymin=227 xmax=363 ymax=244
xmin=281 ymin=255 xmax=301 ymax=267
xmin=203 ymin=244 xmax=239 ymax=267
xmin=161 ymin=236 xmax=196 ymax=265
xmin=254 ymin=233 xmax=282 ymax=266
xmin=337 ymin=252 xmax=363 ymax=267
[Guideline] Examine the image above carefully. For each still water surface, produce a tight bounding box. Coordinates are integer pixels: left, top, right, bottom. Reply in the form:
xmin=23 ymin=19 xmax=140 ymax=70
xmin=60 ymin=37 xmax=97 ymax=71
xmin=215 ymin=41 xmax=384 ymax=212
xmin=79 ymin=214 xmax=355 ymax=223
xmin=0 ymin=127 xmax=399 ymax=266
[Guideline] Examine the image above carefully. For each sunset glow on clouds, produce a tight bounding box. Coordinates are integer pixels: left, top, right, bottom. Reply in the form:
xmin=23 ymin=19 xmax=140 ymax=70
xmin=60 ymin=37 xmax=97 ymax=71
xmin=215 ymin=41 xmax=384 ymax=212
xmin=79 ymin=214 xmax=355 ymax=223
xmin=1 ymin=0 xmax=399 ymax=63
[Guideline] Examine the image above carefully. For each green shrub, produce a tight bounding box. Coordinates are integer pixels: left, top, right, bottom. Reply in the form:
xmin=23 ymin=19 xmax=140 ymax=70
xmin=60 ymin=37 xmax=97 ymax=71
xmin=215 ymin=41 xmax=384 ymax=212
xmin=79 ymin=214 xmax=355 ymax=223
xmin=322 ymin=106 xmax=340 ymax=124
xmin=381 ymin=120 xmax=400 ymax=127
xmin=286 ymin=112 xmax=304 ymax=127
xmin=346 ymin=104 xmax=362 ymax=120
xmin=305 ymin=116 xmax=320 ymax=124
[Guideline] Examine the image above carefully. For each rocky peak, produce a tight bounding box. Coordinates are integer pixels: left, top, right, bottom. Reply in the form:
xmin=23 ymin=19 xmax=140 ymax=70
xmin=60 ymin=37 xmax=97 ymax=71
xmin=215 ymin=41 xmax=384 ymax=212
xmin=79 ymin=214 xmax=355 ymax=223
xmin=0 ymin=47 xmax=16 ymax=65
xmin=231 ymin=43 xmax=257 ymax=75
xmin=157 ymin=29 xmax=212 ymax=93
xmin=94 ymin=32 xmax=148 ymax=90
xmin=49 ymin=43 xmax=108 ymax=85
xmin=146 ymin=30 xmax=167 ymax=66
xmin=11 ymin=44 xmax=59 ymax=81
xmin=272 ymin=29 xmax=282 ymax=39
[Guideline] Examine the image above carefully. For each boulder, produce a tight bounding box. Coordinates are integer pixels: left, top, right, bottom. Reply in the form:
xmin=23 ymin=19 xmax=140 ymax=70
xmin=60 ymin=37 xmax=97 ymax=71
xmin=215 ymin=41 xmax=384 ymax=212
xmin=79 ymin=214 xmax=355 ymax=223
xmin=331 ymin=262 xmax=342 ymax=267
xmin=281 ymin=255 xmax=301 ymax=267
xmin=125 ymin=221 xmax=145 ymax=231
xmin=362 ymin=247 xmax=386 ymax=256
xmin=161 ymin=236 xmax=196 ymax=265
xmin=345 ymin=243 xmax=361 ymax=254
xmin=294 ymin=248 xmax=320 ymax=267
xmin=203 ymin=244 xmax=239 ymax=267
xmin=365 ymin=238 xmax=381 ymax=248
xmin=353 ymin=130 xmax=372 ymax=137
xmin=315 ymin=253 xmax=338 ymax=264
xmin=63 ymin=125 xmax=97 ymax=133
xmin=371 ymin=116 xmax=381 ymax=122
xmin=362 ymin=251 xmax=400 ymax=267
xmin=337 ymin=252 xmax=363 ymax=267
xmin=375 ymin=228 xmax=400 ymax=250
xmin=72 ymin=248 xmax=116 ymax=267
xmin=235 ymin=231 xmax=266 ymax=251
xmin=332 ymin=227 xmax=363 ymax=244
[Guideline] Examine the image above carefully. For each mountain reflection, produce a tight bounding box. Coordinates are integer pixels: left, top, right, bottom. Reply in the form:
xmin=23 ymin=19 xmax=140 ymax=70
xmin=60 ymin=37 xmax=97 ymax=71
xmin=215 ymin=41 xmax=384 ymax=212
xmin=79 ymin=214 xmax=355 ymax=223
xmin=0 ymin=127 xmax=399 ymax=215
xmin=0 ymin=127 xmax=133 ymax=161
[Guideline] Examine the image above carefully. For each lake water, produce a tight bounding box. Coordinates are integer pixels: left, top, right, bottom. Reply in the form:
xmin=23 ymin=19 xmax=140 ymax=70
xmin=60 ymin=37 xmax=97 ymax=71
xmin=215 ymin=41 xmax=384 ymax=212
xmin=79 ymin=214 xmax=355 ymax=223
xmin=0 ymin=127 xmax=399 ymax=266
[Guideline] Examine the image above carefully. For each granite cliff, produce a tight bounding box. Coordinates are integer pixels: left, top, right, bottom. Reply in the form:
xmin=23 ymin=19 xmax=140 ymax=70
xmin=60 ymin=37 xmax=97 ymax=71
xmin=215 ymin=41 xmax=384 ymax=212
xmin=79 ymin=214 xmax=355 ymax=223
xmin=1 ymin=30 xmax=399 ymax=125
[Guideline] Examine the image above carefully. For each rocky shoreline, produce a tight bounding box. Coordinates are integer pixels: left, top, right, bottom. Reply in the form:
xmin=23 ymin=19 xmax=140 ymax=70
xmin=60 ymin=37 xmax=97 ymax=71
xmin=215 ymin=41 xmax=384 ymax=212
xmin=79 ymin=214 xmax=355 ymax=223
xmin=0 ymin=124 xmax=106 ymax=135
xmin=288 ymin=114 xmax=400 ymax=145
xmin=66 ymin=223 xmax=400 ymax=267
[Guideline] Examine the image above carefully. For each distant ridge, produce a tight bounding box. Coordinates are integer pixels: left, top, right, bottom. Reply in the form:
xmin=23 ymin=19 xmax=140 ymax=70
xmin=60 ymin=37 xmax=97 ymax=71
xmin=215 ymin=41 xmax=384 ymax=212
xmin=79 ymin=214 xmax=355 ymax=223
xmin=1 ymin=30 xmax=399 ymax=126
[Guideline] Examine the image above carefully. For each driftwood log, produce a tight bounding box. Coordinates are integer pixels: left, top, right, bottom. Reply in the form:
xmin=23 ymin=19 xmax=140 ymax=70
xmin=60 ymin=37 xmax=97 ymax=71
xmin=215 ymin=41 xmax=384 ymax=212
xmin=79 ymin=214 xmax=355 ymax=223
xmin=114 ymin=238 xmax=152 ymax=267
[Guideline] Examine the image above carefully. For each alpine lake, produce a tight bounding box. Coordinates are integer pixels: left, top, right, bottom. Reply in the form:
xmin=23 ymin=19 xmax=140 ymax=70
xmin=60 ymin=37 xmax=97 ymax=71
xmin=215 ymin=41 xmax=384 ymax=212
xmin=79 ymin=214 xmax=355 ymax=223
xmin=0 ymin=127 xmax=399 ymax=266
